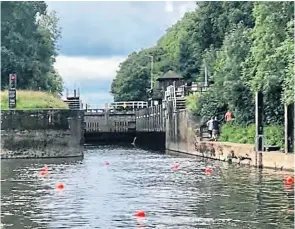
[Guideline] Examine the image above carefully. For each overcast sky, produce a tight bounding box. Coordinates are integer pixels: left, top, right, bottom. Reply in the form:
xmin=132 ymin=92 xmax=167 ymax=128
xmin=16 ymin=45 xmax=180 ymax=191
xmin=48 ymin=1 xmax=196 ymax=108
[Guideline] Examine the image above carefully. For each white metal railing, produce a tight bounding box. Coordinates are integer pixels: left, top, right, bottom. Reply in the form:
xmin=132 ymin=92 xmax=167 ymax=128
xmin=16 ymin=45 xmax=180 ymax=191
xmin=85 ymin=109 xmax=105 ymax=113
xmin=109 ymin=101 xmax=148 ymax=110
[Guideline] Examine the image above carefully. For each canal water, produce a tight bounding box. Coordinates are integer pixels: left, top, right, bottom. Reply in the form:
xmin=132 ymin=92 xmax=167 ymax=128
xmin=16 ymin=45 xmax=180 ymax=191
xmin=1 ymin=146 xmax=294 ymax=229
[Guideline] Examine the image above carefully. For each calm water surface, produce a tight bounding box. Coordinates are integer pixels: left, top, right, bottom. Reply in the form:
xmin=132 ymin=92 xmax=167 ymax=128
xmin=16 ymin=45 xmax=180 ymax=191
xmin=1 ymin=146 xmax=294 ymax=229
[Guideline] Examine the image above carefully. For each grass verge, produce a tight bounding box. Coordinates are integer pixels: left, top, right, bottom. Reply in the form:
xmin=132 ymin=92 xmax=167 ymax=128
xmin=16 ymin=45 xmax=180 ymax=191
xmin=1 ymin=90 xmax=69 ymax=110
xmin=219 ymin=123 xmax=284 ymax=148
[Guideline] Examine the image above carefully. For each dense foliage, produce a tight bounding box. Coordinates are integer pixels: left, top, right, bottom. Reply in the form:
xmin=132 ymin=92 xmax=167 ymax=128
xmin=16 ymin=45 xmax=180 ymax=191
xmin=1 ymin=1 xmax=63 ymax=94
xmin=111 ymin=2 xmax=294 ymax=127
xmin=219 ymin=123 xmax=284 ymax=148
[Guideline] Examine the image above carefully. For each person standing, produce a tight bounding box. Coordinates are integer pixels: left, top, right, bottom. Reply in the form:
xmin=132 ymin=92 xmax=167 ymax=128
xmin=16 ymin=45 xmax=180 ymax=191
xmin=206 ymin=117 xmax=214 ymax=138
xmin=225 ymin=110 xmax=233 ymax=122
xmin=212 ymin=117 xmax=219 ymax=141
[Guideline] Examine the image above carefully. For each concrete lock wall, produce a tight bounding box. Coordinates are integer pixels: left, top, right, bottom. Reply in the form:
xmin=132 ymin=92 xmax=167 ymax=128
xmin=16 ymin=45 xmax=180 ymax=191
xmin=1 ymin=110 xmax=84 ymax=159
xmin=165 ymin=107 xmax=294 ymax=171
xmin=165 ymin=102 xmax=200 ymax=154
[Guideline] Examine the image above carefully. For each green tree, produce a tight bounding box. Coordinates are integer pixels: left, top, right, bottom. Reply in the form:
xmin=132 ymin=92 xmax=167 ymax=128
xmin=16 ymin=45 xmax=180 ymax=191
xmin=1 ymin=1 xmax=63 ymax=93
xmin=212 ymin=24 xmax=254 ymax=123
xmin=111 ymin=51 xmax=152 ymax=101
xmin=179 ymin=1 xmax=254 ymax=81
xmin=276 ymin=19 xmax=294 ymax=106
xmin=242 ymin=2 xmax=294 ymax=124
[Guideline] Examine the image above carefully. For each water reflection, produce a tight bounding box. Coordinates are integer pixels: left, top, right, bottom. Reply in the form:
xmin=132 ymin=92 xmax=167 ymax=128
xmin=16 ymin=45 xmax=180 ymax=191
xmin=1 ymin=146 xmax=294 ymax=229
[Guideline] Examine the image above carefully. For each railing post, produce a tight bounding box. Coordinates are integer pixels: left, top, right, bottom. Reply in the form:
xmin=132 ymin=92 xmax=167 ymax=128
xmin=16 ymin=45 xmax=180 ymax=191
xmin=105 ymin=103 xmax=109 ymax=132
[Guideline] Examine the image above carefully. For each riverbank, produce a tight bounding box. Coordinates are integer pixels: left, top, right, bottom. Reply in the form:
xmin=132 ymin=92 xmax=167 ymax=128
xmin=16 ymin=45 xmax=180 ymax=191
xmin=168 ymin=140 xmax=294 ymax=173
xmin=165 ymin=109 xmax=294 ymax=173
xmin=0 ymin=90 xmax=68 ymax=109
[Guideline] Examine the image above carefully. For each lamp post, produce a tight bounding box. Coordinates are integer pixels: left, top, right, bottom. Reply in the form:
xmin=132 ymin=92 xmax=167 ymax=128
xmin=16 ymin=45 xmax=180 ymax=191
xmin=204 ymin=59 xmax=208 ymax=88
xmin=145 ymin=55 xmax=154 ymax=90
xmin=145 ymin=55 xmax=154 ymax=106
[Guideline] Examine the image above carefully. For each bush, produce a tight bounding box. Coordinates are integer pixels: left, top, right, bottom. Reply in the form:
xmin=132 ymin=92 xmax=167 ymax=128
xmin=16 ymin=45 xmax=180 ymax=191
xmin=1 ymin=90 xmax=69 ymax=110
xmin=185 ymin=93 xmax=200 ymax=113
xmin=219 ymin=123 xmax=284 ymax=148
xmin=264 ymin=125 xmax=284 ymax=148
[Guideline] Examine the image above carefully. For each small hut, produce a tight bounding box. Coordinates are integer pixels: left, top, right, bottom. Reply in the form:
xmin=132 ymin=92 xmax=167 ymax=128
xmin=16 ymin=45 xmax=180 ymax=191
xmin=156 ymin=71 xmax=183 ymax=92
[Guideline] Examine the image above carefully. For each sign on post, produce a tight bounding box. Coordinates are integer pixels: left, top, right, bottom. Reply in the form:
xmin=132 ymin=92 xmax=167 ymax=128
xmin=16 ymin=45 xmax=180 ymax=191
xmin=8 ymin=74 xmax=17 ymax=109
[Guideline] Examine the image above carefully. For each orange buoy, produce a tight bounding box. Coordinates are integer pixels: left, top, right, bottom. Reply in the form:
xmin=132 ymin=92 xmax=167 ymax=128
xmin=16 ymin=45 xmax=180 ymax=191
xmin=284 ymin=176 xmax=294 ymax=185
xmin=172 ymin=163 xmax=179 ymax=171
xmin=56 ymin=183 xmax=64 ymax=190
xmin=40 ymin=170 xmax=46 ymax=176
xmin=205 ymin=168 xmax=212 ymax=174
xmin=104 ymin=162 xmax=110 ymax=166
xmin=135 ymin=210 xmax=146 ymax=217
xmin=173 ymin=163 xmax=179 ymax=168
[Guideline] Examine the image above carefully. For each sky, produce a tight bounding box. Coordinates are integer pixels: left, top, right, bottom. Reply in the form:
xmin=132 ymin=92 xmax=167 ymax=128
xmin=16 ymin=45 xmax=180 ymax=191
xmin=47 ymin=1 xmax=197 ymax=108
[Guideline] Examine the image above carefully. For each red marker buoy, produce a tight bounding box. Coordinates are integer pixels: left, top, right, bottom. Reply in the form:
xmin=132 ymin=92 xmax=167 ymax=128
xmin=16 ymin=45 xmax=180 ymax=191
xmin=284 ymin=176 xmax=294 ymax=185
xmin=205 ymin=168 xmax=212 ymax=174
xmin=40 ymin=170 xmax=46 ymax=176
xmin=172 ymin=163 xmax=179 ymax=171
xmin=104 ymin=162 xmax=110 ymax=166
xmin=56 ymin=183 xmax=64 ymax=190
xmin=135 ymin=210 xmax=146 ymax=217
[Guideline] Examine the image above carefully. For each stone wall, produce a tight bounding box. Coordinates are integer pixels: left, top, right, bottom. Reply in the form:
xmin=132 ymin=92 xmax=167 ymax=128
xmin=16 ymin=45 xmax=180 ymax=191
xmin=165 ymin=108 xmax=294 ymax=172
xmin=1 ymin=110 xmax=84 ymax=159
xmin=195 ymin=141 xmax=294 ymax=171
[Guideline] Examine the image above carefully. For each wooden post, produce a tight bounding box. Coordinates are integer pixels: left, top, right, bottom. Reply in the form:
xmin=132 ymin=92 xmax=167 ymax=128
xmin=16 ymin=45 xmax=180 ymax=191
xmin=255 ymin=91 xmax=264 ymax=168
xmin=284 ymin=104 xmax=288 ymax=153
xmin=105 ymin=103 xmax=109 ymax=132
xmin=292 ymin=103 xmax=295 ymax=153
xmin=287 ymin=103 xmax=295 ymax=153
xmin=294 ymin=102 xmax=295 ymax=153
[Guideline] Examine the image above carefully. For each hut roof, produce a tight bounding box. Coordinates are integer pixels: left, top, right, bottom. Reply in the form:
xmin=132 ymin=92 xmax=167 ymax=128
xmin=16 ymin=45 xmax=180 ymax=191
xmin=157 ymin=71 xmax=182 ymax=81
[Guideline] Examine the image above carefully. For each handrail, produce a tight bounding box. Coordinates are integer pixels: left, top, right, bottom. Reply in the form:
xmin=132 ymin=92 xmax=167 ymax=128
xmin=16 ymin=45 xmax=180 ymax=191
xmin=109 ymin=101 xmax=148 ymax=110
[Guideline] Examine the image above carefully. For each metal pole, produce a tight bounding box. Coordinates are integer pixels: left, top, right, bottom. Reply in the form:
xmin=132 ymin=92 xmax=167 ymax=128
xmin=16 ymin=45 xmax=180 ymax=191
xmin=293 ymin=0 xmax=295 ymax=154
xmin=145 ymin=55 xmax=154 ymax=106
xmin=204 ymin=59 xmax=208 ymax=87
xmin=144 ymin=55 xmax=153 ymax=89
xmin=150 ymin=56 xmax=153 ymax=107
xmin=150 ymin=55 xmax=153 ymax=90
xmin=255 ymin=91 xmax=264 ymax=168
